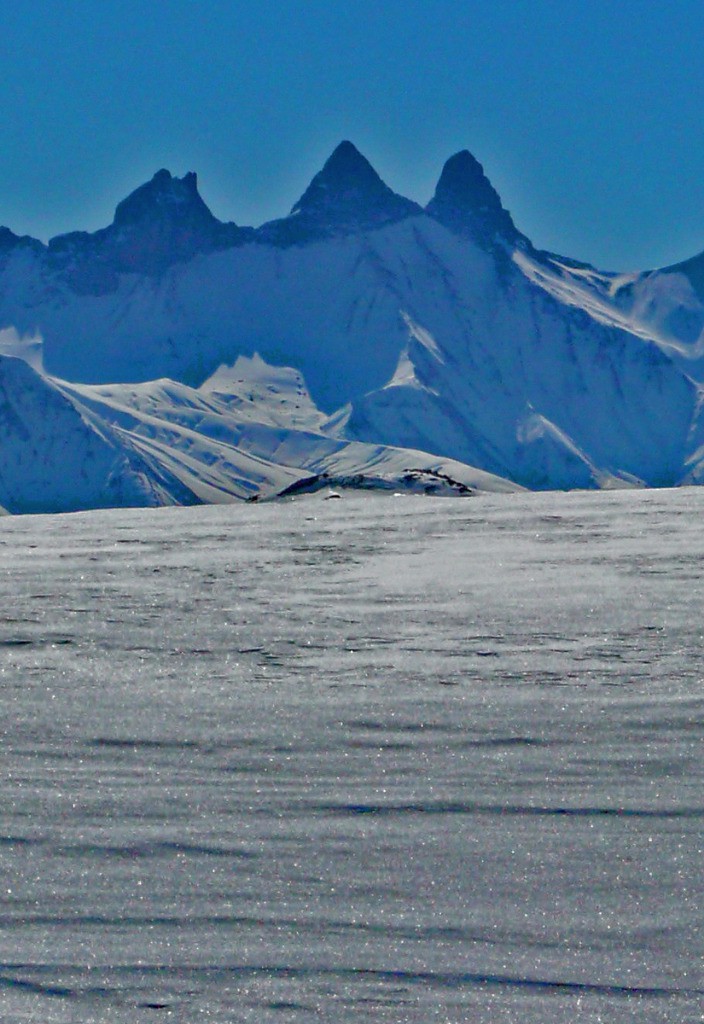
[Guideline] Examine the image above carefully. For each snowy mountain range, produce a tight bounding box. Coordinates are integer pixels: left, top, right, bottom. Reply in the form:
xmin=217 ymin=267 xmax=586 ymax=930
xmin=2 ymin=140 xmax=704 ymax=512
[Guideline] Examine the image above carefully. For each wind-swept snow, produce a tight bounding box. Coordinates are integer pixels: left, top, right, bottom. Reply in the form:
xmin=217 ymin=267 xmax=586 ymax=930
xmin=2 ymin=488 xmax=704 ymax=1022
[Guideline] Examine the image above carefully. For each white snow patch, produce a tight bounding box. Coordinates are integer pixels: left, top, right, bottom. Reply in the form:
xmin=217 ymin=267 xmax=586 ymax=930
xmin=0 ymin=326 xmax=44 ymax=371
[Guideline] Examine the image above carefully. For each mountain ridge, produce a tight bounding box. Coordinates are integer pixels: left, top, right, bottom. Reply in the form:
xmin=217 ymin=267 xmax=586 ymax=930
xmin=2 ymin=142 xmax=704 ymax=508
xmin=0 ymin=141 xmax=530 ymax=277
xmin=4 ymin=141 xmax=704 ymax=278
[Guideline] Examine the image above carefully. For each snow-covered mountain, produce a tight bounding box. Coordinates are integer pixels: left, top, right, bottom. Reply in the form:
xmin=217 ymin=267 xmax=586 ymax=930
xmin=0 ymin=348 xmax=517 ymax=513
xmin=519 ymin=244 xmax=704 ymax=380
xmin=2 ymin=141 xmax=704 ymax=511
xmin=0 ymin=353 xmax=195 ymax=513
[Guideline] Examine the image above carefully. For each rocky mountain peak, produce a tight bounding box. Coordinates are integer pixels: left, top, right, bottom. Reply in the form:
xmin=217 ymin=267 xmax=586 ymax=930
xmin=426 ymin=150 xmax=522 ymax=248
xmin=113 ymin=169 xmax=212 ymax=228
xmin=0 ymin=226 xmax=44 ymax=257
xmin=291 ymin=141 xmax=390 ymax=215
xmin=47 ymin=170 xmax=249 ymax=287
xmin=260 ymin=141 xmax=422 ymax=245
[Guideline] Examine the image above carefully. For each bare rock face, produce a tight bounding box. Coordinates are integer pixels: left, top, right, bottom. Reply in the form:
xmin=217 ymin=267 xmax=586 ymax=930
xmin=258 ymin=141 xmax=423 ymax=245
xmin=426 ymin=150 xmax=524 ymax=250
xmin=46 ymin=169 xmax=251 ymax=290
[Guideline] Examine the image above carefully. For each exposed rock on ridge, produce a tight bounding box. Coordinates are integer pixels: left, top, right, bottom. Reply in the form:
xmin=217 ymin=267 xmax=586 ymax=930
xmin=0 ymin=142 xmax=525 ymax=285
xmin=0 ymin=226 xmax=44 ymax=262
xmin=46 ymin=169 xmax=251 ymax=289
xmin=258 ymin=141 xmax=423 ymax=244
xmin=426 ymin=150 xmax=524 ymax=249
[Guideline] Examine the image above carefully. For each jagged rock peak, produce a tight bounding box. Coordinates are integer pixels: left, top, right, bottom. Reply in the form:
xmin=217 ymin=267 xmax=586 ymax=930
xmin=284 ymin=140 xmax=422 ymax=230
xmin=426 ymin=150 xmax=522 ymax=247
xmin=291 ymin=141 xmax=387 ymax=213
xmin=113 ymin=169 xmax=215 ymax=227
xmin=0 ymin=226 xmax=23 ymax=249
xmin=0 ymin=226 xmax=44 ymax=255
xmin=46 ymin=169 xmax=251 ymax=288
xmin=433 ymin=151 xmax=503 ymax=212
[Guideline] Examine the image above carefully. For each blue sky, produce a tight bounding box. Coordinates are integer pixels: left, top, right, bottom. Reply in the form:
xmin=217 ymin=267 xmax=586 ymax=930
xmin=2 ymin=0 xmax=704 ymax=268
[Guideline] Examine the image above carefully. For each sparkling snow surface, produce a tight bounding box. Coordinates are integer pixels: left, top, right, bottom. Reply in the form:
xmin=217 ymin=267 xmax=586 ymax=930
xmin=1 ymin=489 xmax=703 ymax=1023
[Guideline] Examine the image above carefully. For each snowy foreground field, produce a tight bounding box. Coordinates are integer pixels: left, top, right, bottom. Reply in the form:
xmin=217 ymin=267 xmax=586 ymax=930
xmin=1 ymin=488 xmax=703 ymax=1023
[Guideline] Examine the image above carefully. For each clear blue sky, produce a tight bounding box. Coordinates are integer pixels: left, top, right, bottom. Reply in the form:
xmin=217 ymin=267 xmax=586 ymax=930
xmin=2 ymin=0 xmax=704 ymax=269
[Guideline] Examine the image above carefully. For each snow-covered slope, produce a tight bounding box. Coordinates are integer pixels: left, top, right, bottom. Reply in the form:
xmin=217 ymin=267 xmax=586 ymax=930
xmin=61 ymin=354 xmax=520 ymax=501
xmin=1 ymin=141 xmax=704 ymax=505
xmin=513 ymin=241 xmax=704 ymax=381
xmin=0 ymin=355 xmax=198 ymax=513
xmin=0 ymin=350 xmax=519 ymax=513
